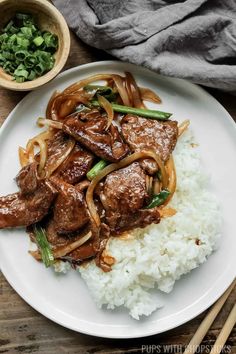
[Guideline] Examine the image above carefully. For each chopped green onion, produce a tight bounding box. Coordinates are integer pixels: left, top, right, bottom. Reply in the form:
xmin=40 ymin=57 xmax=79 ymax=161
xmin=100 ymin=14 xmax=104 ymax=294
xmin=16 ymin=36 xmax=30 ymax=48
xmin=34 ymin=225 xmax=54 ymax=268
xmin=87 ymin=160 xmax=108 ymax=180
xmin=24 ymin=54 xmax=36 ymax=68
xmin=33 ymin=36 xmax=44 ymax=46
xmin=3 ymin=20 xmax=14 ymax=32
xmin=15 ymin=76 xmax=25 ymax=83
xmin=27 ymin=70 xmax=36 ymax=80
xmin=15 ymin=50 xmax=28 ymax=61
xmin=20 ymin=27 xmax=33 ymax=38
xmin=91 ymin=101 xmax=172 ymax=120
xmin=145 ymin=189 xmax=171 ymax=209
xmin=0 ymin=13 xmax=58 ymax=81
xmin=35 ymin=62 xmax=45 ymax=75
xmin=16 ymin=13 xmax=31 ymax=21
xmin=43 ymin=32 xmax=58 ymax=48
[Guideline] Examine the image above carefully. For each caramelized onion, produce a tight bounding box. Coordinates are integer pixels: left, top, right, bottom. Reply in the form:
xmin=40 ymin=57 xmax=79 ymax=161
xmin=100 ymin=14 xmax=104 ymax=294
xmin=86 ymin=150 xmax=168 ymax=227
xmin=51 ymin=93 xmax=90 ymax=120
xmin=112 ymin=74 xmax=130 ymax=106
xmin=125 ymin=72 xmax=143 ymax=108
xmin=178 ymin=119 xmax=190 ymax=137
xmin=163 ymin=155 xmax=176 ymax=206
xmin=59 ymin=99 xmax=76 ymax=118
xmin=97 ymin=94 xmax=114 ymax=130
xmin=46 ymin=90 xmax=60 ymax=119
xmin=30 ymin=231 xmax=92 ymax=260
xmin=18 ymin=147 xmax=29 ymax=167
xmin=153 ymin=178 xmax=161 ymax=194
xmin=37 ymin=118 xmax=63 ymax=130
xmin=139 ymin=87 xmax=162 ymax=104
xmin=44 ymin=139 xmax=76 ymax=178
xmin=63 ymin=74 xmax=113 ymax=95
xmin=24 ymin=130 xmax=53 ymax=174
xmin=159 ymin=207 xmax=177 ymax=218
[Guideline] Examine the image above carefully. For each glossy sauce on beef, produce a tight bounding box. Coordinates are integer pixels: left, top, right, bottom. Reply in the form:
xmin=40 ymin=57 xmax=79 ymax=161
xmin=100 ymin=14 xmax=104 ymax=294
xmin=121 ymin=114 xmax=178 ymax=174
xmin=0 ymin=104 xmax=178 ymax=272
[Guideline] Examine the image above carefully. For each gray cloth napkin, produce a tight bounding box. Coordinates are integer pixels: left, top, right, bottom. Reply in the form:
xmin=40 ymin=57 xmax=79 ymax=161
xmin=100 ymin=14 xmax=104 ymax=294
xmin=53 ymin=0 xmax=236 ymax=93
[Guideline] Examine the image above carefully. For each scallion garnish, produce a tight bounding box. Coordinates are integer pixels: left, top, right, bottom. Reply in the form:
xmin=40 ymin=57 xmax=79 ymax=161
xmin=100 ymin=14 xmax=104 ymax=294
xmin=145 ymin=189 xmax=171 ymax=209
xmin=0 ymin=13 xmax=58 ymax=82
xmin=87 ymin=160 xmax=108 ymax=180
xmin=34 ymin=225 xmax=54 ymax=268
xmin=91 ymin=101 xmax=172 ymax=120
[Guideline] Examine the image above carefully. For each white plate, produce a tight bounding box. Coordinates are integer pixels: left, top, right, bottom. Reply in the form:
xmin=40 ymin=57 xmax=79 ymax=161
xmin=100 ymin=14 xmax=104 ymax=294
xmin=0 ymin=61 xmax=235 ymax=338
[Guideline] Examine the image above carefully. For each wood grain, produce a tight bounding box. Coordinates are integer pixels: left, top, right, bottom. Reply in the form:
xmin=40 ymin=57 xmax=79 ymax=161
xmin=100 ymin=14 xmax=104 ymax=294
xmin=0 ymin=32 xmax=235 ymax=354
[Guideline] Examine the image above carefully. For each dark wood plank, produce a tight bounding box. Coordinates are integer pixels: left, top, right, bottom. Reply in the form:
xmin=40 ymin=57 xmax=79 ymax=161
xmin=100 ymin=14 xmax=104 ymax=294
xmin=0 ymin=31 xmax=235 ymax=354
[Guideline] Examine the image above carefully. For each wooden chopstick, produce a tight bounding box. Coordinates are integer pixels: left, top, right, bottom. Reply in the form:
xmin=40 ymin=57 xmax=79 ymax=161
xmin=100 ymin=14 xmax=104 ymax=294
xmin=183 ymin=279 xmax=236 ymax=354
xmin=209 ymin=302 xmax=236 ymax=354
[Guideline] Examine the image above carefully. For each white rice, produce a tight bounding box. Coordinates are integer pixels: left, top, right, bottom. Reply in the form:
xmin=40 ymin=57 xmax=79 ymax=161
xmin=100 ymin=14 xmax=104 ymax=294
xmin=57 ymin=129 xmax=222 ymax=319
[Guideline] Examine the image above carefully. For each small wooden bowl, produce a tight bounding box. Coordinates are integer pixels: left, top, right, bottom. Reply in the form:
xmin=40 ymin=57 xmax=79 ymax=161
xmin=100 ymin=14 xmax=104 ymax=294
xmin=0 ymin=0 xmax=70 ymax=91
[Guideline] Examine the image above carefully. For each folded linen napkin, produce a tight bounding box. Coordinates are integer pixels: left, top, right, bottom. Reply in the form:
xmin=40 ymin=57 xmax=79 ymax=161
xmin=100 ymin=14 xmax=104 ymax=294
xmin=53 ymin=0 xmax=236 ymax=93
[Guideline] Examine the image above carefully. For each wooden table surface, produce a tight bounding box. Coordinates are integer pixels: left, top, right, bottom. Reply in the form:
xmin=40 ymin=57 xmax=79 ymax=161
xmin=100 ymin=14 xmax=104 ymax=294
xmin=0 ymin=33 xmax=235 ymax=354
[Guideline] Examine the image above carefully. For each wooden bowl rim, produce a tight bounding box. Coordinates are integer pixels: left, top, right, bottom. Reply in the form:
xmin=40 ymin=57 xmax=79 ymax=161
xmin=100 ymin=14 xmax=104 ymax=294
xmin=0 ymin=0 xmax=71 ymax=91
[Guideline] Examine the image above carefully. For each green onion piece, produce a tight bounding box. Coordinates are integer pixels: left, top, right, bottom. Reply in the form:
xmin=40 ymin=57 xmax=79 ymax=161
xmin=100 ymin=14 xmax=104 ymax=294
xmin=91 ymin=101 xmax=172 ymax=120
xmin=0 ymin=33 xmax=8 ymax=43
xmin=15 ymin=76 xmax=25 ymax=83
xmin=145 ymin=189 xmax=171 ymax=209
xmin=35 ymin=62 xmax=45 ymax=75
xmin=16 ymin=36 xmax=30 ymax=48
xmin=15 ymin=50 xmax=28 ymax=61
xmin=2 ymin=51 xmax=14 ymax=60
xmin=20 ymin=26 xmax=33 ymax=38
xmin=43 ymin=32 xmax=58 ymax=49
xmin=3 ymin=20 xmax=14 ymax=32
xmin=15 ymin=13 xmax=31 ymax=21
xmin=24 ymin=54 xmax=36 ymax=68
xmin=27 ymin=70 xmax=36 ymax=80
xmin=33 ymin=36 xmax=44 ymax=46
xmin=34 ymin=225 xmax=54 ymax=268
xmin=87 ymin=160 xmax=108 ymax=180
xmin=14 ymin=65 xmax=29 ymax=79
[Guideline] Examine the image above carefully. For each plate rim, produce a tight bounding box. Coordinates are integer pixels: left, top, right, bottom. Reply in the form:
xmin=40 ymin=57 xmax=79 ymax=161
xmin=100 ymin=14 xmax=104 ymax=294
xmin=0 ymin=60 xmax=235 ymax=339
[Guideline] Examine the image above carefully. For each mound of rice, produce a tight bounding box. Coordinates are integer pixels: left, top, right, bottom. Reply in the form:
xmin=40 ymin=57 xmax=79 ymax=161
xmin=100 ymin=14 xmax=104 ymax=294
xmin=59 ymin=130 xmax=222 ymax=319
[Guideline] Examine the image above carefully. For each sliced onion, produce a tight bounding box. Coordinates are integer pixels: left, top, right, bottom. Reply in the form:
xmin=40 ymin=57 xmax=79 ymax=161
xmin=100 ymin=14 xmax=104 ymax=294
xmin=29 ymin=231 xmax=92 ymax=260
xmin=97 ymin=94 xmax=114 ymax=130
xmin=46 ymin=90 xmax=60 ymax=119
xmin=18 ymin=147 xmax=29 ymax=167
xmin=44 ymin=139 xmax=76 ymax=178
xmin=153 ymin=178 xmax=160 ymax=194
xmin=86 ymin=150 xmax=168 ymax=227
xmin=59 ymin=99 xmax=76 ymax=118
xmin=112 ymin=74 xmax=130 ymax=106
xmin=24 ymin=130 xmax=53 ymax=174
xmin=51 ymin=93 xmax=90 ymax=120
xmin=178 ymin=120 xmax=190 ymax=137
xmin=125 ymin=72 xmax=143 ymax=108
xmin=63 ymin=74 xmax=113 ymax=95
xmin=139 ymin=87 xmax=162 ymax=104
xmin=163 ymin=155 xmax=176 ymax=206
xmin=37 ymin=118 xmax=63 ymax=130
xmin=159 ymin=207 xmax=177 ymax=218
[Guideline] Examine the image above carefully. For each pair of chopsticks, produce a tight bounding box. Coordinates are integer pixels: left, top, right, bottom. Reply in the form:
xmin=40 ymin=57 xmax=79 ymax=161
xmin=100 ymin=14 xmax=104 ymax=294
xmin=184 ymin=279 xmax=236 ymax=354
